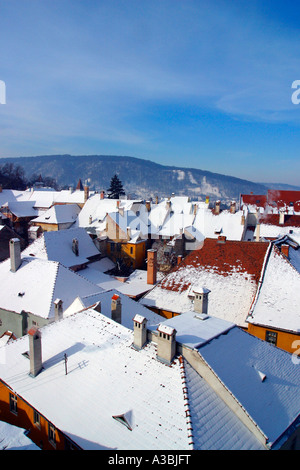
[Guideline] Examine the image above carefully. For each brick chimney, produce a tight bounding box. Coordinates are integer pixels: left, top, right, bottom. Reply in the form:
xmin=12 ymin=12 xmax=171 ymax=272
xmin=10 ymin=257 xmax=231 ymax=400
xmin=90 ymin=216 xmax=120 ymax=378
xmin=156 ymin=324 xmax=177 ymax=364
xmin=177 ymin=254 xmax=183 ymax=265
xmin=28 ymin=327 xmax=42 ymax=377
xmin=145 ymin=201 xmax=151 ymax=212
xmin=84 ymin=185 xmax=89 ymax=203
xmin=281 ymin=244 xmax=289 ymax=258
xmin=217 ymin=235 xmax=226 ymax=244
xmin=133 ymin=314 xmax=148 ymax=350
xmin=100 ymin=191 xmax=105 ymax=200
xmin=10 ymin=238 xmax=21 ymax=273
xmin=111 ymin=294 xmax=122 ymax=324
xmin=147 ymin=249 xmax=157 ymax=285
xmin=193 ymin=287 xmax=210 ymax=314
xmin=54 ymin=299 xmax=63 ymax=321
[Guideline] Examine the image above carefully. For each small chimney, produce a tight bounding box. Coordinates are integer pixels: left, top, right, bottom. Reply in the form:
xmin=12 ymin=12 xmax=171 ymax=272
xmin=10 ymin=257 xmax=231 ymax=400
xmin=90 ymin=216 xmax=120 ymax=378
xmin=84 ymin=185 xmax=89 ymax=203
xmin=217 ymin=235 xmax=226 ymax=244
xmin=28 ymin=327 xmax=42 ymax=377
xmin=10 ymin=238 xmax=21 ymax=272
xmin=147 ymin=249 xmax=157 ymax=285
xmin=100 ymin=191 xmax=105 ymax=200
xmin=177 ymin=254 xmax=183 ymax=265
xmin=133 ymin=314 xmax=148 ymax=350
xmin=145 ymin=201 xmax=151 ymax=212
xmin=166 ymin=199 xmax=171 ymax=210
xmin=111 ymin=294 xmax=122 ymax=324
xmin=279 ymin=210 xmax=285 ymax=225
xmin=89 ymin=215 xmax=92 ymax=224
xmin=156 ymin=324 xmax=177 ymax=364
xmin=205 ymin=196 xmax=209 ymax=205
xmin=127 ymin=227 xmax=131 ymax=241
xmin=193 ymin=287 xmax=210 ymax=314
xmin=281 ymin=244 xmax=289 ymax=258
xmin=54 ymin=299 xmax=63 ymax=321
xmin=72 ymin=238 xmax=79 ymax=256
xmin=214 ymin=200 xmax=221 ymax=215
xmin=230 ymin=201 xmax=236 ymax=214
xmin=155 ymin=196 xmax=159 ymax=204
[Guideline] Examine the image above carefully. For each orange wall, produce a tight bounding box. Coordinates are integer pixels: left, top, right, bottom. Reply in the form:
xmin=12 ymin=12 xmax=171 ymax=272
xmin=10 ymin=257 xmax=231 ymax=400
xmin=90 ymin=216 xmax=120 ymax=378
xmin=0 ymin=380 xmax=78 ymax=450
xmin=247 ymin=323 xmax=300 ymax=355
xmin=107 ymin=241 xmax=146 ymax=269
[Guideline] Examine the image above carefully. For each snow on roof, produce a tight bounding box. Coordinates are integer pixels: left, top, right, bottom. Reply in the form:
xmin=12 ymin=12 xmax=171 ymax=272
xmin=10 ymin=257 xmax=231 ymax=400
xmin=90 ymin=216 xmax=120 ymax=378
xmin=247 ymin=246 xmax=300 ymax=333
xmin=184 ymin=361 xmax=265 ymax=450
xmin=70 ymin=289 xmax=164 ymax=330
xmin=0 ymin=309 xmax=192 ymax=450
xmin=198 ymin=326 xmax=300 ymax=448
xmin=23 ymin=228 xmax=100 ymax=268
xmin=155 ymin=312 xmax=235 ymax=349
xmin=193 ymin=208 xmax=244 ymax=240
xmin=31 ymin=204 xmax=80 ymax=225
xmin=0 ymin=256 xmax=103 ymax=319
xmin=0 ymin=421 xmax=40 ymax=450
xmin=141 ymin=239 xmax=269 ymax=327
xmin=2 ymin=201 xmax=37 ymax=218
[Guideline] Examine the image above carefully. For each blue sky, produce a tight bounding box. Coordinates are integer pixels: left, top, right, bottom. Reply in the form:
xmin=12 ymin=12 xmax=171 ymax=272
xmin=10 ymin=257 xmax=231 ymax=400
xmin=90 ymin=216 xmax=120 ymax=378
xmin=1 ymin=0 xmax=300 ymax=185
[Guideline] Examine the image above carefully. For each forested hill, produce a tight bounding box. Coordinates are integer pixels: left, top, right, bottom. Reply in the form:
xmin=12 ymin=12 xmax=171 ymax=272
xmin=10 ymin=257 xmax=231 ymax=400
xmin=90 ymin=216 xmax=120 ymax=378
xmin=0 ymin=154 xmax=296 ymax=202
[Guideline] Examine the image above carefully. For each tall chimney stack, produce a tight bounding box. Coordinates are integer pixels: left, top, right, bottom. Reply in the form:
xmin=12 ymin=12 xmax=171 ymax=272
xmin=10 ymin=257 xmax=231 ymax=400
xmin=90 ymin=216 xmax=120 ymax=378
xmin=28 ymin=327 xmax=42 ymax=377
xmin=156 ymin=324 xmax=177 ymax=364
xmin=214 ymin=200 xmax=221 ymax=215
xmin=147 ymin=249 xmax=157 ymax=285
xmin=84 ymin=185 xmax=89 ymax=203
xmin=193 ymin=287 xmax=210 ymax=314
xmin=133 ymin=314 xmax=148 ymax=350
xmin=10 ymin=238 xmax=21 ymax=272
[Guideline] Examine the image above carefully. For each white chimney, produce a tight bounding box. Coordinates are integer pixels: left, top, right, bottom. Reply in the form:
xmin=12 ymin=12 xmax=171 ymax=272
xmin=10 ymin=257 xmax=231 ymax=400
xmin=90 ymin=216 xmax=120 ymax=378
xmin=133 ymin=314 xmax=148 ymax=350
xmin=10 ymin=238 xmax=21 ymax=272
xmin=156 ymin=324 xmax=177 ymax=364
xmin=193 ymin=287 xmax=210 ymax=314
xmin=28 ymin=327 xmax=42 ymax=377
xmin=279 ymin=210 xmax=285 ymax=225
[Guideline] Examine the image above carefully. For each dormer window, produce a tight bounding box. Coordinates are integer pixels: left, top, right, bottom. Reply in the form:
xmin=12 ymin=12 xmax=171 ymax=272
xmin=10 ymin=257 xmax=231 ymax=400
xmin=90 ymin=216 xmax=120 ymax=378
xmin=112 ymin=414 xmax=132 ymax=431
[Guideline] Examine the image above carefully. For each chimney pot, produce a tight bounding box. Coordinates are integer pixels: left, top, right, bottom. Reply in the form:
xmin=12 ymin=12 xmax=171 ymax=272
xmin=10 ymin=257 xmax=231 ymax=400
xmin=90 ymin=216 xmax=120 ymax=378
xmin=281 ymin=244 xmax=289 ymax=258
xmin=156 ymin=324 xmax=177 ymax=364
xmin=72 ymin=238 xmax=79 ymax=256
xmin=214 ymin=200 xmax=221 ymax=215
xmin=133 ymin=314 xmax=148 ymax=349
xmin=147 ymin=249 xmax=157 ymax=285
xmin=193 ymin=287 xmax=210 ymax=314
xmin=28 ymin=327 xmax=42 ymax=377
xmin=9 ymin=238 xmax=21 ymax=272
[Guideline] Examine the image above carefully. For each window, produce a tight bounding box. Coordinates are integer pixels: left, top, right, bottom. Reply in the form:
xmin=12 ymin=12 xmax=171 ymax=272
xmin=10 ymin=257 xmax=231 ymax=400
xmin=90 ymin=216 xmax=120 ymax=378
xmin=266 ymin=330 xmax=277 ymax=346
xmin=34 ymin=410 xmax=41 ymax=428
xmin=9 ymin=393 xmax=18 ymax=415
xmin=48 ymin=423 xmax=56 ymax=447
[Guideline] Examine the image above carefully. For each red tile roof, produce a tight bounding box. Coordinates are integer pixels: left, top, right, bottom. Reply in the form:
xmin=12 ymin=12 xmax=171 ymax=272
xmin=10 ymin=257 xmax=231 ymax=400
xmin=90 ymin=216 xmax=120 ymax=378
xmin=241 ymin=194 xmax=267 ymax=207
xmin=259 ymin=214 xmax=300 ymax=228
xmin=160 ymin=238 xmax=269 ymax=293
xmin=267 ymin=190 xmax=300 ymax=211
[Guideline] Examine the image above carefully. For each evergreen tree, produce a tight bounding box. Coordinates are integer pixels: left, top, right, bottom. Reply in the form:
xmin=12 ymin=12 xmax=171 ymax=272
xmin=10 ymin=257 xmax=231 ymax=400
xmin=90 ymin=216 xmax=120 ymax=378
xmin=107 ymin=174 xmax=125 ymax=199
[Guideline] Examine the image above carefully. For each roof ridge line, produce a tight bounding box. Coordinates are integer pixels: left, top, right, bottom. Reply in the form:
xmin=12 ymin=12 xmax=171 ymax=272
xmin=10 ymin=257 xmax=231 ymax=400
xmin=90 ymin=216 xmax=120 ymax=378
xmin=179 ymin=356 xmax=194 ymax=449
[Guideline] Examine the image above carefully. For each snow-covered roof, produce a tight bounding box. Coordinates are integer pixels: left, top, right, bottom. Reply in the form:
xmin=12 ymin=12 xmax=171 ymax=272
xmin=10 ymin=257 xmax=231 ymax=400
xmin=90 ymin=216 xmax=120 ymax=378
xmin=0 ymin=309 xmax=192 ymax=450
xmin=22 ymin=228 xmax=100 ymax=268
xmin=0 ymin=421 xmax=39 ymax=450
xmin=0 ymin=256 xmax=103 ymax=320
xmin=65 ymin=288 xmax=164 ymax=330
xmin=0 ymin=308 xmax=272 ymax=450
xmin=247 ymin=245 xmax=300 ymax=333
xmin=141 ymin=239 xmax=269 ymax=327
xmin=198 ymin=326 xmax=300 ymax=448
xmin=31 ymin=204 xmax=80 ymax=225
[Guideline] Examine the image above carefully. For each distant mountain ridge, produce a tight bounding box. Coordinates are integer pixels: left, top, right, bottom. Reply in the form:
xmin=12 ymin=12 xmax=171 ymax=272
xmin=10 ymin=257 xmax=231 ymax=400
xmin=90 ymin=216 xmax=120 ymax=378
xmin=1 ymin=154 xmax=299 ymax=202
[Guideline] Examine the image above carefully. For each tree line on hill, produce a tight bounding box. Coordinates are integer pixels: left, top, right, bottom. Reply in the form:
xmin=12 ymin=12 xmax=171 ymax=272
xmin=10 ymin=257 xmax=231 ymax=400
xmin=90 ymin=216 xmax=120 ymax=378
xmin=0 ymin=162 xmax=126 ymax=199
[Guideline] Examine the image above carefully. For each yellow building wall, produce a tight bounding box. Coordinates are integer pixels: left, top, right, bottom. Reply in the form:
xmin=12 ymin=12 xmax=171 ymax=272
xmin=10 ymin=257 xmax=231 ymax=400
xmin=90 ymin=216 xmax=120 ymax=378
xmin=247 ymin=323 xmax=300 ymax=355
xmin=107 ymin=241 xmax=146 ymax=269
xmin=32 ymin=222 xmax=59 ymax=232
